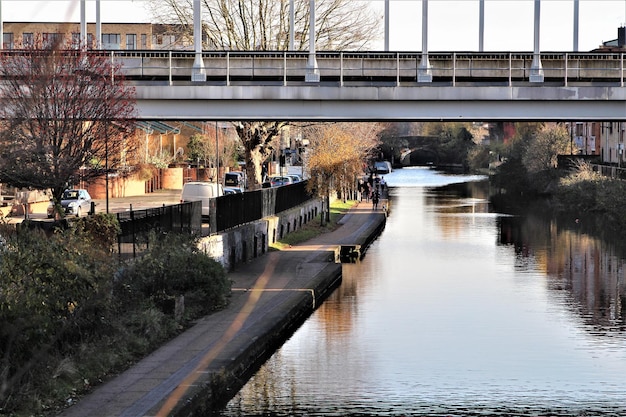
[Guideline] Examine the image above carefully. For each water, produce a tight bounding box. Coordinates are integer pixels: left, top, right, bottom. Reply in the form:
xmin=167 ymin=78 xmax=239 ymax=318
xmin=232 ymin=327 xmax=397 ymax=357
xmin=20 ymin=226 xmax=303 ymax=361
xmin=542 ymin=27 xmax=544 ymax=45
xmin=221 ymin=167 xmax=626 ymax=416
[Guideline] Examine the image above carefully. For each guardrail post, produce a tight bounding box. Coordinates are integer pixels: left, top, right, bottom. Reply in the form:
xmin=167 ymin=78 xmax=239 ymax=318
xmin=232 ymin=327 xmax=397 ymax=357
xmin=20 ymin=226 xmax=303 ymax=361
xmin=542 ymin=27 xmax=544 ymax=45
xmin=508 ymin=53 xmax=512 ymax=87
xmin=564 ymin=53 xmax=568 ymax=87
xmin=283 ymin=51 xmax=287 ymax=86
xmin=619 ymin=53 xmax=626 ymax=87
xmin=396 ymin=52 xmax=400 ymax=86
xmin=340 ymin=52 xmax=344 ymax=87
xmin=452 ymin=52 xmax=456 ymax=87
xmin=226 ymin=51 xmax=230 ymax=86
xmin=168 ymin=50 xmax=173 ymax=85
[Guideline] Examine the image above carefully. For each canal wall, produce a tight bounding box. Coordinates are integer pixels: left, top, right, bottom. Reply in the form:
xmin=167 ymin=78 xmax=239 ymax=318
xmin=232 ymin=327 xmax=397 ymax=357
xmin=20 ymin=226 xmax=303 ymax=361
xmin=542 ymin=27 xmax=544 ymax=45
xmin=197 ymin=197 xmax=323 ymax=271
xmin=172 ymin=204 xmax=387 ymax=416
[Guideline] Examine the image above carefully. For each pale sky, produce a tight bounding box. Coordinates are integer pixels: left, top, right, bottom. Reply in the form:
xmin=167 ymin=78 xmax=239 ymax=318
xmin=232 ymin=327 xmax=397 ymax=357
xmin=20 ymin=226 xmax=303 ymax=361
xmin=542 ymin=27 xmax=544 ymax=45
xmin=3 ymin=0 xmax=626 ymax=52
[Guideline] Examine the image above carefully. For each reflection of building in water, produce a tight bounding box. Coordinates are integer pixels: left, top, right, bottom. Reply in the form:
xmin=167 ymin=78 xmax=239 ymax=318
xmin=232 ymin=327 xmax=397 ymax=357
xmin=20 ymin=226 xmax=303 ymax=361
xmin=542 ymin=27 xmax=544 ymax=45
xmin=555 ymin=231 xmax=625 ymax=329
xmin=499 ymin=215 xmax=626 ymax=330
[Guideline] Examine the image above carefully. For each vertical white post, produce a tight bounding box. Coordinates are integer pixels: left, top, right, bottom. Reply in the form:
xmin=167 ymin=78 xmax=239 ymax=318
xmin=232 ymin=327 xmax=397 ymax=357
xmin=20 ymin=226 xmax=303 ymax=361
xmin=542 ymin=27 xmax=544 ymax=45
xmin=530 ymin=0 xmax=544 ymax=82
xmin=305 ymin=0 xmax=320 ymax=82
xmin=418 ymin=0 xmax=432 ymax=82
xmin=192 ymin=0 xmax=207 ymax=82
xmin=96 ymin=0 xmax=102 ymax=49
xmin=384 ymin=0 xmax=390 ymax=51
xmin=573 ymin=0 xmax=579 ymax=52
xmin=479 ymin=0 xmax=485 ymax=52
xmin=289 ymin=0 xmax=295 ymax=50
xmin=80 ymin=0 xmax=87 ymax=48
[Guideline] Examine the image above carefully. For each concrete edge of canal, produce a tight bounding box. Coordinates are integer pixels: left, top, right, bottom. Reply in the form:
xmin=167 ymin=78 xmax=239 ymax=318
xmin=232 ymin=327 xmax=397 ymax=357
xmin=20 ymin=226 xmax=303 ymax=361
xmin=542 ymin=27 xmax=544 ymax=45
xmin=170 ymin=206 xmax=388 ymax=416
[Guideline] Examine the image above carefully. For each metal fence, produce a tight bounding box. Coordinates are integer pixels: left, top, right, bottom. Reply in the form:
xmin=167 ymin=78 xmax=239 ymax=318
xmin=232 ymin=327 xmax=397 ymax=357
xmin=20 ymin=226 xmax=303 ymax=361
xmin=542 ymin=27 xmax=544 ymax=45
xmin=214 ymin=180 xmax=312 ymax=233
xmin=116 ymin=201 xmax=200 ymax=258
xmin=117 ymin=181 xmax=314 ymax=257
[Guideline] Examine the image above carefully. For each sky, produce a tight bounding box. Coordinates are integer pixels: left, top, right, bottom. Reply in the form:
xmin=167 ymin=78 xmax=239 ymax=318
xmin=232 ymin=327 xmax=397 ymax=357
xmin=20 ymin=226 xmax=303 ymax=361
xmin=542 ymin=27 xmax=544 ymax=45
xmin=3 ymin=0 xmax=626 ymax=52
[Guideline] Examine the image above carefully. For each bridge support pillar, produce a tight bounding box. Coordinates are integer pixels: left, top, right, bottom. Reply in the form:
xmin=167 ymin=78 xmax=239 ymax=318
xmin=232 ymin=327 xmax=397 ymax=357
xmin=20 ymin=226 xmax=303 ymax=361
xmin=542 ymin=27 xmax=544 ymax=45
xmin=305 ymin=0 xmax=320 ymax=83
xmin=530 ymin=0 xmax=544 ymax=83
xmin=417 ymin=0 xmax=432 ymax=83
xmin=191 ymin=0 xmax=206 ymax=82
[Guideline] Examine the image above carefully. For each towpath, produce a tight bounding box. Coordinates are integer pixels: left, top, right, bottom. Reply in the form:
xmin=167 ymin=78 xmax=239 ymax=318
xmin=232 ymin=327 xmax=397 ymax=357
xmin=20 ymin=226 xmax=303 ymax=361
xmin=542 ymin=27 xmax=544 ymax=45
xmin=58 ymin=197 xmax=387 ymax=417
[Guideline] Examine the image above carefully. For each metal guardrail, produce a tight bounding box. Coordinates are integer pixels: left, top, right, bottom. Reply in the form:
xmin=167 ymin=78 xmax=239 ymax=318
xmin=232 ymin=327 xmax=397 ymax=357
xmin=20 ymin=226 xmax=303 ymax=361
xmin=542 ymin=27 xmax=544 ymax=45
xmin=117 ymin=181 xmax=314 ymax=257
xmin=116 ymin=201 xmax=200 ymax=258
xmin=4 ymin=49 xmax=621 ymax=86
xmin=96 ymin=50 xmax=626 ymax=87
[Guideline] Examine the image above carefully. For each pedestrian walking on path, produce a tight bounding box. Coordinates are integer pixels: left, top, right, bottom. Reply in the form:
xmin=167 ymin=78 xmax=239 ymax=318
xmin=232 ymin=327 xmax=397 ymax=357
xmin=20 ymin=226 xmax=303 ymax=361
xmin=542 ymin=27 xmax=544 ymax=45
xmin=372 ymin=190 xmax=380 ymax=210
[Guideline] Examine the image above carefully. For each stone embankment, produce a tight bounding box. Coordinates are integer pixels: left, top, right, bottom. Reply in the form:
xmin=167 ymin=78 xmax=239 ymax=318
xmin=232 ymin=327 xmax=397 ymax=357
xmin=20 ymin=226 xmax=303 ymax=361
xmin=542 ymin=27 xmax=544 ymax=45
xmin=58 ymin=197 xmax=388 ymax=417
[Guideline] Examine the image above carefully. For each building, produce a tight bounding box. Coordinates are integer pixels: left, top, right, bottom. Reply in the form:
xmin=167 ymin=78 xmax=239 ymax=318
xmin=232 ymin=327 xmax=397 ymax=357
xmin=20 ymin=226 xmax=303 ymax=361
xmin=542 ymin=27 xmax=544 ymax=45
xmin=1 ymin=22 xmax=192 ymax=50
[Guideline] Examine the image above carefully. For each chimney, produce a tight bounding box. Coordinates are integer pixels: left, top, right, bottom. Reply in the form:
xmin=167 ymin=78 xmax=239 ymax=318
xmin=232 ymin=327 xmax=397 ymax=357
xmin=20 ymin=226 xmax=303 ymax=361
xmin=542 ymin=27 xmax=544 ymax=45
xmin=619 ymin=26 xmax=626 ymax=47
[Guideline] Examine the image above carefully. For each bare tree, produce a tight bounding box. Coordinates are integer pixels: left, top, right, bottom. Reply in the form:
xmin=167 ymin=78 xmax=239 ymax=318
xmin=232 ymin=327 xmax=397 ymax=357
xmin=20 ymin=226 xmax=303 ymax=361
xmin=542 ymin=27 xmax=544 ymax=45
xmin=0 ymin=38 xmax=137 ymax=211
xmin=148 ymin=0 xmax=381 ymax=51
xmin=147 ymin=0 xmax=382 ymax=188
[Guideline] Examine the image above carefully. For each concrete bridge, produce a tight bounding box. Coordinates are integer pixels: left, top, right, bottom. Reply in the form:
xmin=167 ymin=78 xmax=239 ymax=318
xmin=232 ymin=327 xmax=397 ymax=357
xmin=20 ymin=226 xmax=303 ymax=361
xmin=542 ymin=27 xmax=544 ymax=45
xmin=101 ymin=50 xmax=626 ymax=122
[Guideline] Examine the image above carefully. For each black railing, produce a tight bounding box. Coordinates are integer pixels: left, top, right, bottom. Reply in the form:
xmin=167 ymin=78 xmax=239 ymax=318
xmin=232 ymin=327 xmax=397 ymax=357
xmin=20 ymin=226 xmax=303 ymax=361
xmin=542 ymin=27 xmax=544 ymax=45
xmin=116 ymin=181 xmax=314 ymax=257
xmin=214 ymin=180 xmax=312 ymax=233
xmin=116 ymin=201 xmax=200 ymax=258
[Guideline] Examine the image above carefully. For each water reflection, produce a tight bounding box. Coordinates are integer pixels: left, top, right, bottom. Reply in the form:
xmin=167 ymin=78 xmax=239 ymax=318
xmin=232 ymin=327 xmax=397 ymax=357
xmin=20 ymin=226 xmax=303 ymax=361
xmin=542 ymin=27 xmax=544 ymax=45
xmin=222 ymin=168 xmax=626 ymax=416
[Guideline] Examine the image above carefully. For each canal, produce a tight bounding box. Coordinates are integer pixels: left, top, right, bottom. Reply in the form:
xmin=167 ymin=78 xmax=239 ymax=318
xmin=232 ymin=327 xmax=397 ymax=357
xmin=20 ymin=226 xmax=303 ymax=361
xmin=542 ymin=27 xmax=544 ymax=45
xmin=221 ymin=167 xmax=626 ymax=416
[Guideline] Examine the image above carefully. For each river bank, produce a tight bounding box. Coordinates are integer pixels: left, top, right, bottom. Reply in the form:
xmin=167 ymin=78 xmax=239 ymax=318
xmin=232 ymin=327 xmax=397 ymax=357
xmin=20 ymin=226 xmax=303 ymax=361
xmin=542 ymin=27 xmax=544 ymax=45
xmin=58 ymin=198 xmax=388 ymax=417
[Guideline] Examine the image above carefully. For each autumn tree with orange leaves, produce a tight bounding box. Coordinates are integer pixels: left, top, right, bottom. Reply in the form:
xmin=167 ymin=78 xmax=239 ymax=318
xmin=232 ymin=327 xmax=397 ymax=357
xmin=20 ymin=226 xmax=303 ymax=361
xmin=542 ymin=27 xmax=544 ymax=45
xmin=304 ymin=123 xmax=380 ymax=224
xmin=0 ymin=38 xmax=137 ymax=212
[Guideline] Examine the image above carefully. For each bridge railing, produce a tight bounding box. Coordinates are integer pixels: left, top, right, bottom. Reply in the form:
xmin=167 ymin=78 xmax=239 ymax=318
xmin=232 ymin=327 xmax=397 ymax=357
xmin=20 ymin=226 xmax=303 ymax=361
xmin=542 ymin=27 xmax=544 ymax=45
xmin=1 ymin=50 xmax=624 ymax=87
xmin=109 ymin=50 xmax=625 ymax=87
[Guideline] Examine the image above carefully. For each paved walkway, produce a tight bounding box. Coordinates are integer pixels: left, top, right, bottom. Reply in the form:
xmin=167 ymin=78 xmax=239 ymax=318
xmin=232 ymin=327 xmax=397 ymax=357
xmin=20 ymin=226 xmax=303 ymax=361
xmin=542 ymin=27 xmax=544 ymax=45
xmin=58 ymin=197 xmax=388 ymax=417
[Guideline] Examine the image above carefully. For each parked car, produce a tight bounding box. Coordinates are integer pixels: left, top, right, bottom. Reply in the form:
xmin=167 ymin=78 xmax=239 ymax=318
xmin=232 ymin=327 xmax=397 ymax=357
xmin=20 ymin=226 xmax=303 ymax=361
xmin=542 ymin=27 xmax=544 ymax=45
xmin=180 ymin=181 xmax=223 ymax=217
xmin=269 ymin=175 xmax=293 ymax=187
xmin=224 ymin=187 xmax=243 ymax=195
xmin=224 ymin=171 xmax=246 ymax=191
xmin=47 ymin=189 xmax=92 ymax=218
xmin=288 ymin=174 xmax=303 ymax=183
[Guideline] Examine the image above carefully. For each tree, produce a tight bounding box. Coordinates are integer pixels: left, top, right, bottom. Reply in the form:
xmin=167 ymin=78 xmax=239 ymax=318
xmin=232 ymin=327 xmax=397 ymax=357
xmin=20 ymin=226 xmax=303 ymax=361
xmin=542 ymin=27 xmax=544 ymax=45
xmin=305 ymin=123 xmax=380 ymax=223
xmin=0 ymin=38 xmax=137 ymax=212
xmin=522 ymin=123 xmax=573 ymax=174
xmin=146 ymin=0 xmax=382 ymax=188
xmin=148 ymin=0 xmax=381 ymax=51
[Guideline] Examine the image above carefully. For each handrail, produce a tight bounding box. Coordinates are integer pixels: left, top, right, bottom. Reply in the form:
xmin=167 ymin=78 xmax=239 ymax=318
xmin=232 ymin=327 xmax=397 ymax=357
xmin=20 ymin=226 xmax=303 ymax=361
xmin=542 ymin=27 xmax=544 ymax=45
xmin=1 ymin=49 xmax=623 ymax=86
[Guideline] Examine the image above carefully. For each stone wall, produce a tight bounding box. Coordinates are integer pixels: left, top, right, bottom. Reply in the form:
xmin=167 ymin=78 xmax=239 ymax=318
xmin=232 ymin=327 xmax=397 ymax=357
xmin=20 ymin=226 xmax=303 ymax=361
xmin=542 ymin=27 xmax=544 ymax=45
xmin=198 ymin=198 xmax=322 ymax=271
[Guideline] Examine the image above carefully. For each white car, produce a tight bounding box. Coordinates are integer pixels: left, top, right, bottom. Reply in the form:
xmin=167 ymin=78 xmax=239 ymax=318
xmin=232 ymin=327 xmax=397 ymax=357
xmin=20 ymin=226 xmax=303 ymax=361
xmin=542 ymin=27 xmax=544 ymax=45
xmin=47 ymin=189 xmax=92 ymax=218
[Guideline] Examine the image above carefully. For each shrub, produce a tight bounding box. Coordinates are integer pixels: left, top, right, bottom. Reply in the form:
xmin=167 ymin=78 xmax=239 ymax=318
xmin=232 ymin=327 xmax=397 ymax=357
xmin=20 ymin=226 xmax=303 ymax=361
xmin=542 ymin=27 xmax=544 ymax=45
xmin=116 ymin=232 xmax=230 ymax=315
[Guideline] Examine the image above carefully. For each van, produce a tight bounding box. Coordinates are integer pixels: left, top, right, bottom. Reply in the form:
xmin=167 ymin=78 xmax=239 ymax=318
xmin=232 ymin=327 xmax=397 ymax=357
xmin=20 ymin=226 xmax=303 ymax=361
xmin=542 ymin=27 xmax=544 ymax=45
xmin=224 ymin=171 xmax=246 ymax=191
xmin=180 ymin=182 xmax=223 ymax=217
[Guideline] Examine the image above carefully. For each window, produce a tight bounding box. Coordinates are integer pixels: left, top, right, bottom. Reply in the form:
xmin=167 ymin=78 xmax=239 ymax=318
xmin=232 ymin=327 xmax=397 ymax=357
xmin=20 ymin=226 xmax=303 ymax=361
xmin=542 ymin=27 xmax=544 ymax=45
xmin=43 ymin=33 xmax=62 ymax=48
xmin=141 ymin=34 xmax=147 ymax=49
xmin=126 ymin=34 xmax=137 ymax=50
xmin=23 ymin=33 xmax=34 ymax=47
xmin=102 ymin=33 xmax=121 ymax=49
xmin=2 ymin=33 xmax=14 ymax=49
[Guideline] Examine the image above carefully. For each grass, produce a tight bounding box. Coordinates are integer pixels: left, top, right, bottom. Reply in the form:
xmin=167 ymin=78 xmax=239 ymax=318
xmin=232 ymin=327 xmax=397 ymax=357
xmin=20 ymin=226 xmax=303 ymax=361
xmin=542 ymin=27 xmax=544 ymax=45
xmin=270 ymin=199 xmax=358 ymax=250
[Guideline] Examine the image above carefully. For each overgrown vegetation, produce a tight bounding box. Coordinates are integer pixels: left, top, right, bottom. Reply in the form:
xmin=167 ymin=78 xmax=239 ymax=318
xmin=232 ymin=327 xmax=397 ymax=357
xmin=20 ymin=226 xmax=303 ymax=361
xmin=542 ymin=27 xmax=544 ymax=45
xmin=0 ymin=221 xmax=229 ymax=417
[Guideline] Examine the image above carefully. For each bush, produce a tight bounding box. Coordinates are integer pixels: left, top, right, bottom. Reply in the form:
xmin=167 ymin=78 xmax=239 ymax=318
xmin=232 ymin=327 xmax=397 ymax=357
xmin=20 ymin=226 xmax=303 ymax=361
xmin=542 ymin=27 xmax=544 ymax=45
xmin=116 ymin=232 xmax=230 ymax=315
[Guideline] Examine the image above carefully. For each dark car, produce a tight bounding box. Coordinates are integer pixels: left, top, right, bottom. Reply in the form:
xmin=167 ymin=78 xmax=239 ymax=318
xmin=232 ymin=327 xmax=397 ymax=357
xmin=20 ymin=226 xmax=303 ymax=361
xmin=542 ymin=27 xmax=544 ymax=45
xmin=47 ymin=189 xmax=92 ymax=218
